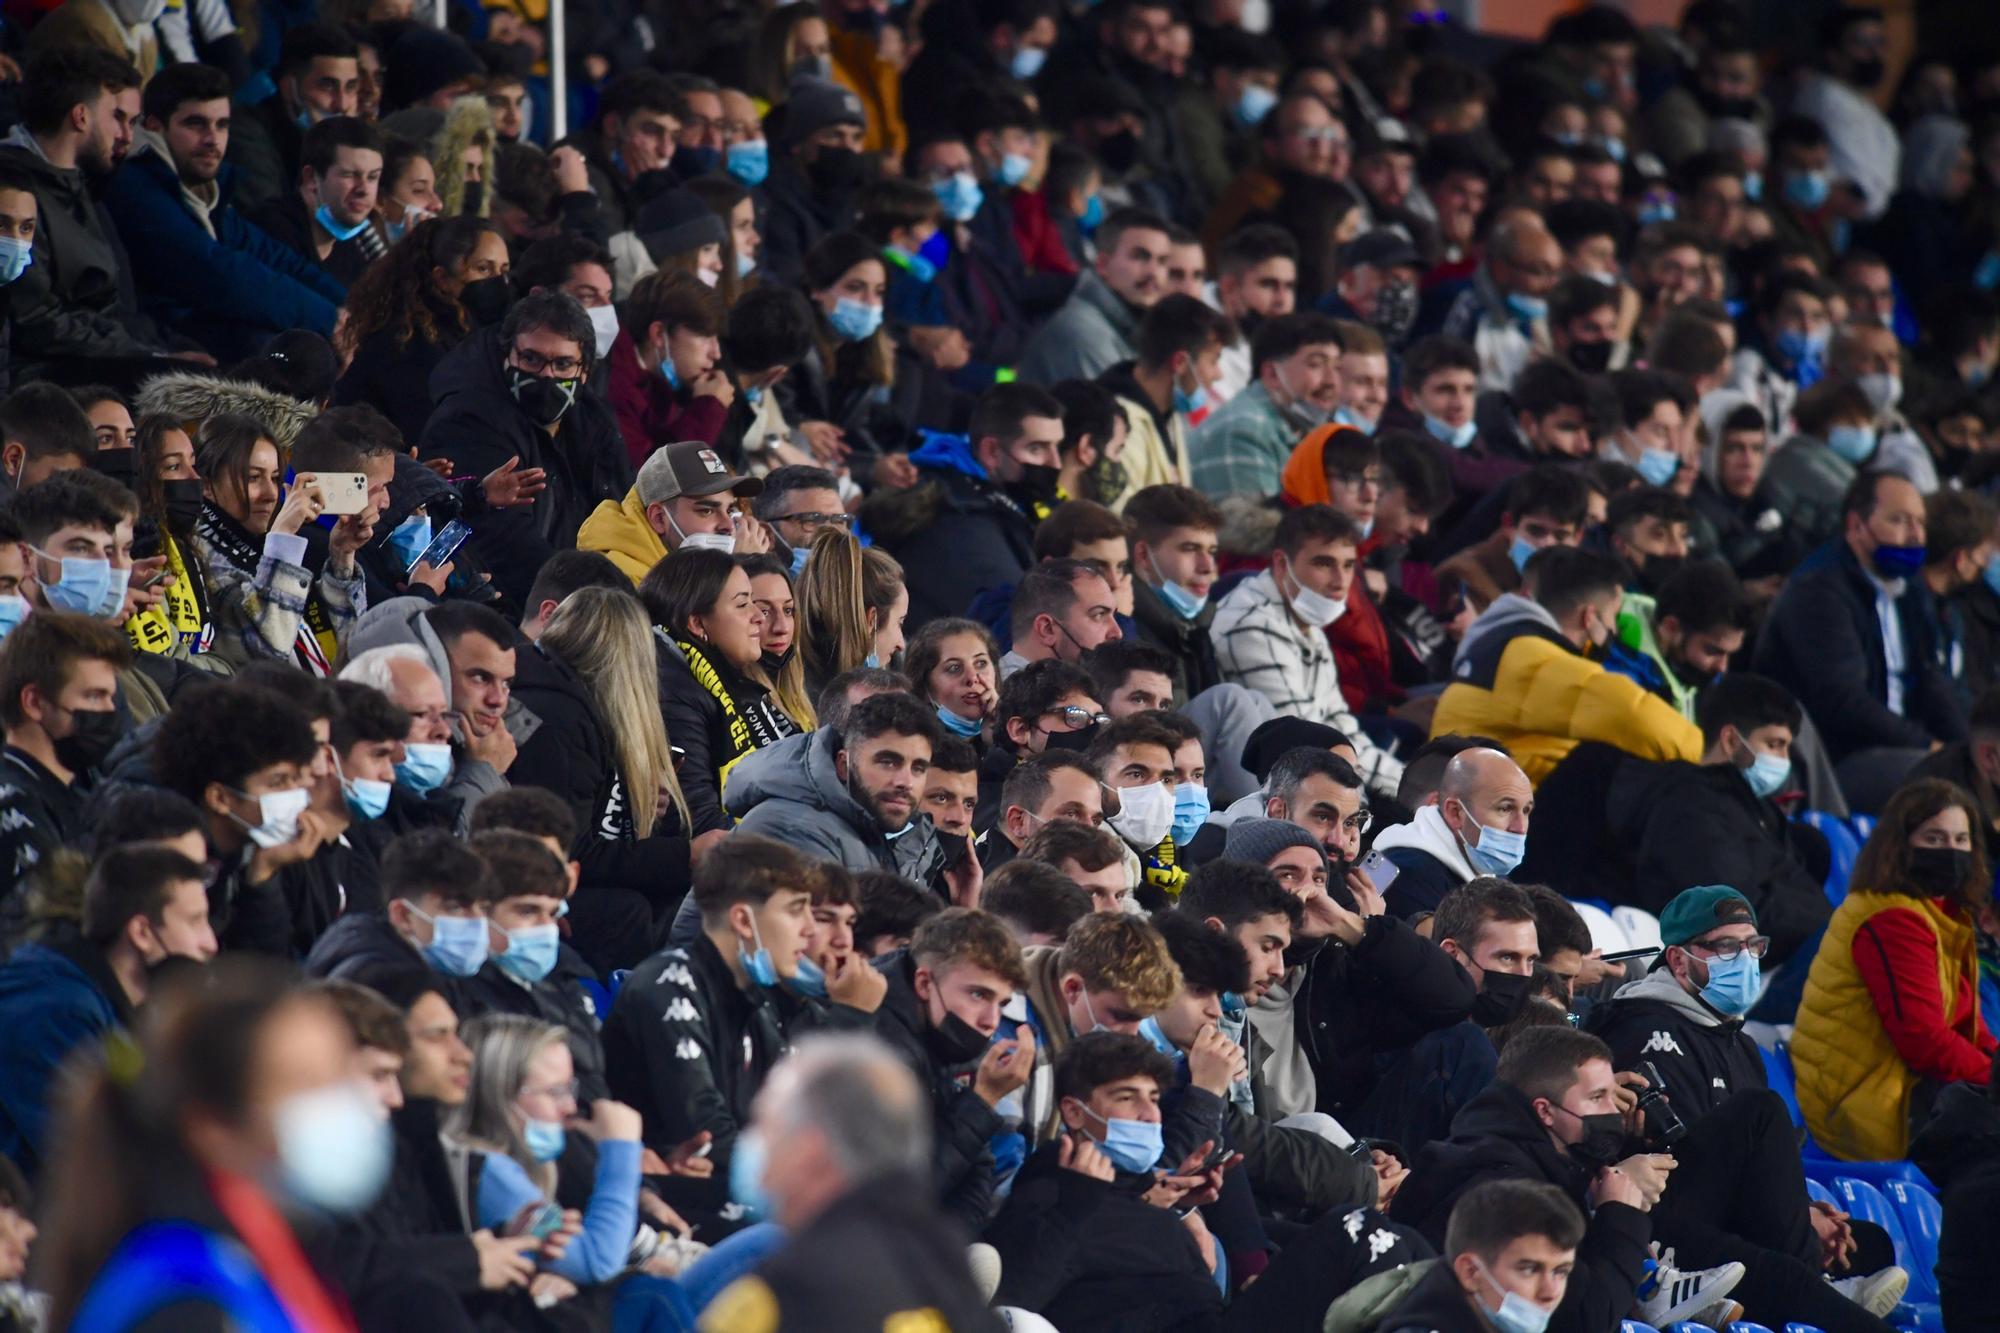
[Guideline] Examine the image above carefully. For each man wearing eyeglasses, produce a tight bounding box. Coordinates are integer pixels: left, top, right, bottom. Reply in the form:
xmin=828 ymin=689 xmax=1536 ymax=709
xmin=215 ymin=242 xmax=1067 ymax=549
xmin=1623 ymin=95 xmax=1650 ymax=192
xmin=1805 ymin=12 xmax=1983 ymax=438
xmin=1438 ymin=215 xmax=1563 ymax=393
xmin=419 ymin=290 xmax=634 ymax=607
xmin=749 ymin=463 xmax=849 ymax=573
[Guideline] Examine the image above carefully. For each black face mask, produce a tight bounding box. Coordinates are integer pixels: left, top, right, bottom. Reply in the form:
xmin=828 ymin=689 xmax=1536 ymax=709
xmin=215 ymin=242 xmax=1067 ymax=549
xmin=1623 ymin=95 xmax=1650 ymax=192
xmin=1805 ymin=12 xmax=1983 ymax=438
xmin=1041 ymin=720 xmax=1099 ymax=754
xmin=759 ymin=645 xmax=796 ymax=676
xmin=1096 ymin=130 xmax=1141 ymax=175
xmin=1005 ymin=463 xmax=1060 ymax=513
xmin=508 ymin=368 xmax=578 ymax=427
xmin=1908 ymin=846 xmax=1973 ymax=898
xmin=1634 ymin=553 xmax=1684 ymax=597
xmin=461 ymin=275 xmax=513 ymax=327
xmin=461 ymin=180 xmax=487 ymax=214
xmin=1848 ymin=59 xmax=1886 ymax=91
xmin=54 ymin=706 xmax=123 ymax=775
xmin=672 ymin=145 xmax=722 ymax=178
xmin=1471 ymin=966 xmax=1534 ymax=1027
xmin=161 ymin=477 xmax=204 ymax=533
xmin=1697 ymin=89 xmax=1762 ymax=121
xmin=1556 ymin=1106 xmax=1627 ymax=1169
xmin=923 ymin=1008 xmax=992 ymax=1066
xmin=1568 ymin=339 xmax=1614 ymax=375
xmin=806 ymin=146 xmax=866 ymax=195
xmin=90 ymin=448 xmax=136 ymax=487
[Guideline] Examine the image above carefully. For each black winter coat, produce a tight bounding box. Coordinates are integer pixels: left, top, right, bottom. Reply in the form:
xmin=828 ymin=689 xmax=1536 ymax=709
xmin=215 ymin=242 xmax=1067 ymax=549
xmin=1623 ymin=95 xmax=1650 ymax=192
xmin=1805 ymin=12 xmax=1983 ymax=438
xmin=301 ymin=910 xmax=431 ymax=984
xmin=1754 ymin=543 xmax=1967 ymax=761
xmin=458 ymin=948 xmax=610 ymax=1104
xmin=1291 ymin=918 xmax=1478 ymax=1121
xmin=1390 ymin=1080 xmax=1652 ymax=1333
xmin=871 ymin=950 xmax=1005 ymax=1233
xmin=1379 ymin=1259 xmax=1493 ymax=1333
xmin=333 ymin=1097 xmax=482 ymax=1298
xmin=508 ymin=640 xmax=698 ymax=914
xmin=1131 ymin=577 xmax=1223 ymax=702
xmin=757 ymin=156 xmax=856 ymax=289
xmin=245 ymin=192 xmax=384 ymax=287
xmin=1909 ymin=1081 xmax=2000 ymax=1333
xmin=1605 ymin=757 xmax=1831 ymax=967
xmin=867 ymin=463 xmax=1037 ymax=629
xmin=600 ymin=933 xmax=787 ymax=1218
xmin=985 ymin=1140 xmax=1225 ymax=1332
xmin=653 ymin=632 xmax=800 ymax=838
xmin=333 ymin=297 xmax=469 ymax=448
xmin=418 ymin=327 xmax=633 ymax=607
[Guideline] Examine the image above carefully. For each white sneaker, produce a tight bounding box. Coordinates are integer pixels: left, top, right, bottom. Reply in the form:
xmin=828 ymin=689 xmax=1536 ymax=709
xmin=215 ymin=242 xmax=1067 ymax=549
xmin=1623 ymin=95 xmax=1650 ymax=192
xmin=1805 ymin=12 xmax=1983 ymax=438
xmin=967 ymin=1242 xmax=1004 ymax=1304
xmin=1636 ymin=1258 xmax=1747 ymax=1326
xmin=1688 ymin=1297 xmax=1744 ymax=1331
xmin=1829 ymin=1267 xmax=1909 ymax=1318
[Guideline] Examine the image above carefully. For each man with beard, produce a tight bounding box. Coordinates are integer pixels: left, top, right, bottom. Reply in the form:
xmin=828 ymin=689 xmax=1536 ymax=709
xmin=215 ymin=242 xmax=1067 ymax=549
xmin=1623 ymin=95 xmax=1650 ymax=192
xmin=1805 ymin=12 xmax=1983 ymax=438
xmin=732 ymin=692 xmax=952 ymax=892
xmin=1604 ymin=560 xmax=1749 ymax=724
xmin=0 ymin=48 xmax=186 ymax=385
xmin=1017 ymin=207 xmax=1170 ymax=384
xmin=104 ymin=62 xmax=345 ymax=359
xmin=1319 ymin=229 xmax=1423 ymax=370
xmin=871 ymin=382 xmax=1064 ymax=629
xmin=759 ymin=79 xmax=869 ymax=286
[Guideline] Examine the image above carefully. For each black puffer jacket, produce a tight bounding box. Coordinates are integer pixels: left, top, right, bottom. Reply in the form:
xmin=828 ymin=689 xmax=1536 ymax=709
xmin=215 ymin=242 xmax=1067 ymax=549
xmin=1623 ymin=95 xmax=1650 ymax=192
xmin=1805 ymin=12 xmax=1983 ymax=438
xmin=418 ymin=327 xmax=632 ymax=607
xmin=1587 ymin=972 xmax=1770 ymax=1124
xmin=1131 ymin=576 xmax=1223 ymax=702
xmin=1910 ymin=1082 xmax=2000 ymax=1333
xmin=865 ymin=444 xmax=1037 ymax=629
xmin=1390 ymin=1080 xmax=1652 ymax=1333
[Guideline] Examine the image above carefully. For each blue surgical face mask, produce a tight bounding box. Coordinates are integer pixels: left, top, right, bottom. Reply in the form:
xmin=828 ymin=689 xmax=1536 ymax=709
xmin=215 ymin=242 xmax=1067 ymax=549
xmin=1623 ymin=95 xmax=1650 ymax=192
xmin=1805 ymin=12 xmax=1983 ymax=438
xmin=0 ymin=237 xmax=33 ymax=285
xmin=936 ymin=702 xmax=983 ymax=737
xmin=1424 ymin=414 xmax=1477 ymax=449
xmin=864 ymin=651 xmax=881 ymax=669
xmin=522 ymin=1115 xmax=566 ymax=1162
xmin=1151 ymin=560 xmax=1207 ymax=619
xmin=1783 ymin=168 xmax=1830 ymax=211
xmin=1636 ymin=196 xmax=1676 ymax=226
xmin=1697 ymin=948 xmax=1762 ymax=1016
xmin=1776 ymin=325 xmax=1831 ymax=366
xmin=1171 ymin=781 xmax=1209 ymax=846
xmin=996 ymin=152 xmax=1032 ymax=188
xmin=1078 ymin=1104 xmax=1164 ymax=1174
xmin=1079 ymin=194 xmax=1105 ymax=234
xmin=1452 ymin=800 xmax=1525 ymax=876
xmin=730 ymin=1128 xmax=772 ymax=1216
xmin=1009 ymin=45 xmax=1047 ymax=80
xmin=1873 ymin=543 xmax=1926 ymax=580
xmin=1219 ymin=990 xmax=1246 ymax=1017
xmin=1743 ymin=169 xmax=1763 ymax=201
xmin=274 ymin=1082 xmax=392 ymax=1214
xmin=828 ymin=297 xmax=884 ymax=342
xmin=1635 ymin=446 xmax=1681 ymax=487
xmin=659 ymin=349 xmax=682 ymax=389
xmin=314 ymin=202 xmax=369 ymax=243
xmin=1504 ymin=291 xmax=1548 ymax=323
xmin=726 ymin=139 xmax=770 ymax=187
xmin=405 ymin=902 xmax=490 ymax=977
xmin=386 ymin=513 xmax=432 ymax=569
xmin=790 ymin=542 xmax=810 ymax=578
xmin=396 ymin=741 xmax=454 ymax=794
xmin=31 ymin=548 xmax=112 ymax=615
xmin=932 ymin=171 xmax=984 ymax=223
xmin=343 ymin=775 xmax=392 ymax=821
xmin=1508 ymin=534 xmax=1538 ymax=574
xmin=497 ymin=921 xmax=561 ymax=984
xmin=1740 ymin=747 xmax=1790 ymax=799
xmin=1825 ymin=423 xmax=1877 ymax=465
xmin=1235 ymin=83 xmax=1279 ymax=128
xmin=740 ymin=914 xmax=779 ymax=987
xmin=1474 ymin=1258 xmax=1553 ymax=1333
xmin=787 ymin=954 xmax=829 ymax=999
xmin=0 ymin=595 xmax=26 ymax=641
xmin=1172 ymin=381 xmax=1209 ymax=416
xmin=1335 ymin=404 xmax=1377 ymax=435
xmin=1138 ymin=1014 xmax=1178 ymax=1057
xmin=737 ymin=250 xmax=757 ymax=278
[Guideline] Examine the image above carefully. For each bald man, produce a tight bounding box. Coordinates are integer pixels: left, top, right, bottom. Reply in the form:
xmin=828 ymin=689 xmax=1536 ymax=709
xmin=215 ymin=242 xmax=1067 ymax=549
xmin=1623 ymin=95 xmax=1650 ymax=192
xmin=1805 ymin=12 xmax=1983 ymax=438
xmin=1370 ymin=747 xmax=1535 ymax=920
xmin=1439 ymin=217 xmax=1562 ymax=392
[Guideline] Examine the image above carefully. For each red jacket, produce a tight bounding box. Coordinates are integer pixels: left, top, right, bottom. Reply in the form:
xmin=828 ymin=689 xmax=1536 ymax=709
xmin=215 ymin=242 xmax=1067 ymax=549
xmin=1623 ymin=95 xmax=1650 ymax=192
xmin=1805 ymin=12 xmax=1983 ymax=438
xmin=1008 ymin=189 xmax=1079 ymax=277
xmin=606 ymin=328 xmax=728 ymax=469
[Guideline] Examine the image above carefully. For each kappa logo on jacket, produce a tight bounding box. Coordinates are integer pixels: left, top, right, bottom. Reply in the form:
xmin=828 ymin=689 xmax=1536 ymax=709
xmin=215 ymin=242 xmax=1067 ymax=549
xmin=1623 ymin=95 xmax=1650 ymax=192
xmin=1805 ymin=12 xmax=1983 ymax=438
xmin=662 ymin=997 xmax=698 ymax=1022
xmin=1640 ymin=1030 xmax=1684 ymax=1057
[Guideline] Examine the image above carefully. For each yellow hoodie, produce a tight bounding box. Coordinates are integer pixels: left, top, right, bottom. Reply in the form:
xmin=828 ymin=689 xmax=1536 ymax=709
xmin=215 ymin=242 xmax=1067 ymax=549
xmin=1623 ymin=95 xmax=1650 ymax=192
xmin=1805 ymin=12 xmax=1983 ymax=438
xmin=577 ymin=487 xmax=666 ymax=585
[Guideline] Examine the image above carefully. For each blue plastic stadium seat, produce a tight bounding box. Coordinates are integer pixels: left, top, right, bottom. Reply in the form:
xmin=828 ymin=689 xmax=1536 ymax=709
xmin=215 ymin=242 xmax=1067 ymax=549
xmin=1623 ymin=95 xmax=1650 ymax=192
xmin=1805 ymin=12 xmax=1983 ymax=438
xmin=1884 ymin=1180 xmax=1942 ymax=1292
xmin=1798 ymin=811 xmax=1860 ymax=904
xmin=1620 ymin=1324 xmax=1662 ymax=1333
xmin=1782 ymin=1326 xmax=1828 ymax=1333
xmin=1726 ymin=1324 xmax=1778 ymax=1333
xmin=1831 ymin=1178 xmax=1935 ymax=1303
xmin=1850 ymin=814 xmax=1877 ymax=845
xmin=1760 ymin=1043 xmax=1804 ymax=1129
xmin=1804 ymin=1177 xmax=1834 ymax=1206
xmin=1800 ymin=1154 xmax=1935 ymax=1193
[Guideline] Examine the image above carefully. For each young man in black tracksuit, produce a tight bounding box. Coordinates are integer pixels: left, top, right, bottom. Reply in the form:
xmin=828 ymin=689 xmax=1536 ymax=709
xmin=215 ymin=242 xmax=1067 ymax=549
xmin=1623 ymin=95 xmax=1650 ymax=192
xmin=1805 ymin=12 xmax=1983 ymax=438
xmin=600 ymin=833 xmax=818 ymax=1223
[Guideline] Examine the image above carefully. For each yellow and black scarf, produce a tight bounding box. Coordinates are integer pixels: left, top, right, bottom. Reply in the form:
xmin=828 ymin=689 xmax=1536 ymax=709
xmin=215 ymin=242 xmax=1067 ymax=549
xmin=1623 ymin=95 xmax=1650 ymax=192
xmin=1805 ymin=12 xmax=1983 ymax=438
xmin=126 ymin=530 xmax=214 ymax=658
xmin=667 ymin=631 xmax=802 ymax=789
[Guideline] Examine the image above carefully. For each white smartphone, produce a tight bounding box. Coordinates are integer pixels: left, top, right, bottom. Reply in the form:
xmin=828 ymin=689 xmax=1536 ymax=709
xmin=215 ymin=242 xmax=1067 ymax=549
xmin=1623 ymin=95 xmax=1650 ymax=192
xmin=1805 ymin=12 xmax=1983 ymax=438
xmin=311 ymin=472 xmax=371 ymax=515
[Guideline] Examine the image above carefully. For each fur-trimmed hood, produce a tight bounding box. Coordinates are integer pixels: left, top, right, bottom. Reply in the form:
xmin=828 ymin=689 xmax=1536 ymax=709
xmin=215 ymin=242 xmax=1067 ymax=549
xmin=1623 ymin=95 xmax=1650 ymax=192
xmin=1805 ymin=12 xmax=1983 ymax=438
xmin=1216 ymin=494 xmax=1282 ymax=559
xmin=134 ymin=371 xmax=318 ymax=450
xmin=378 ymin=96 xmax=493 ymax=219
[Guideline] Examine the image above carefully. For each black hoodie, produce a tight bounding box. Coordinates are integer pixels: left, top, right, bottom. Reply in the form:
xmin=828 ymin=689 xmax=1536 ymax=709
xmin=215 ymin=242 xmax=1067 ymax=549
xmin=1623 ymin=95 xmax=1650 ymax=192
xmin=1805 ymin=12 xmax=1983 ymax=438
xmin=1910 ymin=1082 xmax=2000 ymax=1332
xmin=1390 ymin=1080 xmax=1652 ymax=1333
xmin=417 ymin=326 xmax=632 ymax=608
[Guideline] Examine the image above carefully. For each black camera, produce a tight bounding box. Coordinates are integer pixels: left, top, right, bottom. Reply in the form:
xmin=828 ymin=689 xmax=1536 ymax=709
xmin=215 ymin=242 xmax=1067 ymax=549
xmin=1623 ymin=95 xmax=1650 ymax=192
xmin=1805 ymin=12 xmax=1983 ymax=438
xmin=1635 ymin=1060 xmax=1687 ymax=1147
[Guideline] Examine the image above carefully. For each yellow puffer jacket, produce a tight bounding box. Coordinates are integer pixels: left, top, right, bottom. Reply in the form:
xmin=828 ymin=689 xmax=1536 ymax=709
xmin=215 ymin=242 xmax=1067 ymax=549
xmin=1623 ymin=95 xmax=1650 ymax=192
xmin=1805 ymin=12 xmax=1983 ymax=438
xmin=576 ymin=487 xmax=665 ymax=585
xmin=1429 ymin=596 xmax=1702 ymax=784
xmin=1793 ymin=889 xmax=1982 ymax=1161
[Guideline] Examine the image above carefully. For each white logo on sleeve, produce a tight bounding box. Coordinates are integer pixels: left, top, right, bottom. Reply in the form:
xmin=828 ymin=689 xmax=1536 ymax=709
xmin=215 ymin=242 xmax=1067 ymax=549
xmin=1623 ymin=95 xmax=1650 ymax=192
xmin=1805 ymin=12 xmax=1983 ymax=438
xmin=1640 ymin=1030 xmax=1683 ymax=1058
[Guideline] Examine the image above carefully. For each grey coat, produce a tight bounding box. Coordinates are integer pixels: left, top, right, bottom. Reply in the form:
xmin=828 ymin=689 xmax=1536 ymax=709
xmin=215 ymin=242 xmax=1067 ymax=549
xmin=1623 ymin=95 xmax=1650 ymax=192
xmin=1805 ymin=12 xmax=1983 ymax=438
xmin=1014 ymin=268 xmax=1139 ymax=385
xmin=727 ymin=727 xmax=945 ymax=883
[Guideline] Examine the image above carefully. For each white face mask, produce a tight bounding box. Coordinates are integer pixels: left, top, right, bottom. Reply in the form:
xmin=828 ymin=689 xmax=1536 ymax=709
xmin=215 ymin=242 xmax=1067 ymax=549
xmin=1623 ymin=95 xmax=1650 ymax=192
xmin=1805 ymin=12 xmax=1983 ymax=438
xmin=664 ymin=506 xmax=738 ymax=554
xmin=1108 ymin=780 xmax=1175 ymax=851
xmin=1280 ymin=560 xmax=1346 ymax=628
xmin=238 ymin=786 xmax=312 ymax=849
xmin=586 ymin=304 xmax=620 ymax=359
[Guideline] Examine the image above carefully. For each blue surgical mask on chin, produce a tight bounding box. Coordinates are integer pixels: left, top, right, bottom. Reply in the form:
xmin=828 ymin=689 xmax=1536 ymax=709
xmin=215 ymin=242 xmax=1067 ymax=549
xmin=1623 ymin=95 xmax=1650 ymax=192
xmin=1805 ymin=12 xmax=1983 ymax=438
xmin=740 ymin=915 xmax=779 ymax=987
xmin=386 ymin=513 xmax=432 ymax=570
xmin=1424 ymin=414 xmax=1477 ymax=449
xmin=1474 ymin=1259 xmax=1553 ymax=1333
xmin=787 ymin=954 xmax=829 ymax=999
xmin=314 ymin=202 xmax=369 ymax=242
xmin=1334 ymin=405 xmax=1377 ymax=435
xmin=936 ymin=702 xmax=983 ymax=737
xmin=1697 ymin=949 xmax=1762 ymax=1016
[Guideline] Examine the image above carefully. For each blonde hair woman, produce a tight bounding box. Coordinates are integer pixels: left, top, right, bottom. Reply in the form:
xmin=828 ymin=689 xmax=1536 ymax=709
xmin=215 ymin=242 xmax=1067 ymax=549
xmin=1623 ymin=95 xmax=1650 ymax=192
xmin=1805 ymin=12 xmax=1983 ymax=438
xmin=540 ymin=587 xmax=692 ymax=842
xmin=794 ymin=528 xmax=907 ymax=700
